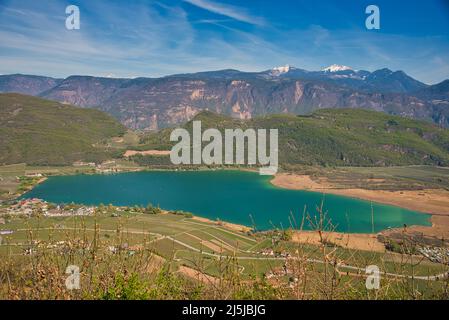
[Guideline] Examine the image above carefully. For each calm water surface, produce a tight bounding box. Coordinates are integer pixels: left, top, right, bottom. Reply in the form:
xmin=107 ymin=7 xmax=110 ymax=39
xmin=21 ymin=170 xmax=431 ymax=233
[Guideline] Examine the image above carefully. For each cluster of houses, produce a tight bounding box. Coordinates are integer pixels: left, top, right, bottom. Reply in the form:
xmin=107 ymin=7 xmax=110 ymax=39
xmin=5 ymin=198 xmax=47 ymax=215
xmin=418 ymin=246 xmax=449 ymax=265
xmin=73 ymin=160 xmax=116 ymax=173
xmin=265 ymin=260 xmax=301 ymax=289
xmin=17 ymin=241 xmax=142 ymax=256
xmin=73 ymin=160 xmax=140 ymax=174
xmin=4 ymin=198 xmax=94 ymax=217
xmin=46 ymin=205 xmax=95 ymax=217
xmin=24 ymin=173 xmax=43 ymax=178
xmin=21 ymin=240 xmax=92 ymax=255
xmin=21 ymin=240 xmax=67 ymax=255
xmin=72 ymin=161 xmax=96 ymax=167
xmin=258 ymin=248 xmax=291 ymax=258
xmin=107 ymin=243 xmax=142 ymax=256
xmin=265 ymin=263 xmax=292 ymax=279
xmin=258 ymin=248 xmax=298 ymax=286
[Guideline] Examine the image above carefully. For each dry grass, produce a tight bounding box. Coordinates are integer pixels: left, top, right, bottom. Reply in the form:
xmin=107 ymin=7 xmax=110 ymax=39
xmin=0 ymin=206 xmax=448 ymax=300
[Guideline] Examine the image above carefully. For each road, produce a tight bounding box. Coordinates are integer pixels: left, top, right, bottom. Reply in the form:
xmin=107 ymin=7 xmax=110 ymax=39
xmin=10 ymin=226 xmax=448 ymax=281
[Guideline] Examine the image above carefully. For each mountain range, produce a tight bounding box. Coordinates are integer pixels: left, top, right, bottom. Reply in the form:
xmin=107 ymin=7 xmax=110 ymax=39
xmin=1 ymin=65 xmax=448 ymax=130
xmin=2 ymin=93 xmax=449 ymax=168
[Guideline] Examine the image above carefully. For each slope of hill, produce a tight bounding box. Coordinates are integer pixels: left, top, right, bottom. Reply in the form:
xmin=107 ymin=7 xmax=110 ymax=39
xmin=0 ymin=93 xmax=126 ymax=165
xmin=0 ymin=74 xmax=62 ymax=96
xmin=140 ymin=109 xmax=449 ymax=167
xmin=417 ymin=79 xmax=449 ymax=100
xmin=40 ymin=75 xmax=129 ymax=108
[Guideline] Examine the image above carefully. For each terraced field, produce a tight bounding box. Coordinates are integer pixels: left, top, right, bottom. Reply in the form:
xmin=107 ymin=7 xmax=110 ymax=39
xmin=1 ymin=211 xmax=447 ymax=281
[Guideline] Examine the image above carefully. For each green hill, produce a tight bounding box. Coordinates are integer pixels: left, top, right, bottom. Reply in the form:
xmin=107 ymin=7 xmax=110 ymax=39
xmin=0 ymin=93 xmax=125 ymax=165
xmin=139 ymin=109 xmax=449 ymax=167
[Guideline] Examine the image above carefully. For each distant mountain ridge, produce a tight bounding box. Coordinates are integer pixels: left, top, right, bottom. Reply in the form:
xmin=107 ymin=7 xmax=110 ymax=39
xmin=259 ymin=65 xmax=428 ymax=93
xmin=0 ymin=74 xmax=62 ymax=96
xmin=0 ymin=65 xmax=447 ymax=130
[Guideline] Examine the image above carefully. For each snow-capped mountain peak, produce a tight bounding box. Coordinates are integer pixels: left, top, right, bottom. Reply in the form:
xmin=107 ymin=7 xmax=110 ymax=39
xmin=270 ymin=65 xmax=293 ymax=76
xmin=322 ymin=64 xmax=353 ymax=72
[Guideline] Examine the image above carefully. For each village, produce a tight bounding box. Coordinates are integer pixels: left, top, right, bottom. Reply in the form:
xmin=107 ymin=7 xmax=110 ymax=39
xmin=72 ymin=160 xmax=142 ymax=174
xmin=418 ymin=246 xmax=449 ymax=265
xmin=2 ymin=198 xmax=95 ymax=217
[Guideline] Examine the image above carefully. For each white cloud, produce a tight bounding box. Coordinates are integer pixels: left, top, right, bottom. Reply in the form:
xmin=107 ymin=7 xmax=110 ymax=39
xmin=183 ymin=0 xmax=265 ymax=26
xmin=0 ymin=0 xmax=447 ymax=83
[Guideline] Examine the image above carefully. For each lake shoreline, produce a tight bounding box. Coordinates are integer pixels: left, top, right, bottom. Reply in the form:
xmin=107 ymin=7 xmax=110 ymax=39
xmin=24 ymin=166 xmax=449 ymax=220
xmin=270 ymin=172 xmax=449 ymax=241
xmin=270 ymin=173 xmax=449 ymax=216
xmin=13 ymin=167 xmax=442 ymax=252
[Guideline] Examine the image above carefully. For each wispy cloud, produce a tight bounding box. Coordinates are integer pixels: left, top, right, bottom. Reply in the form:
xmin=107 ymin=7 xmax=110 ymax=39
xmin=0 ymin=0 xmax=274 ymax=78
xmin=0 ymin=0 xmax=448 ymax=83
xmin=183 ymin=0 xmax=265 ymax=26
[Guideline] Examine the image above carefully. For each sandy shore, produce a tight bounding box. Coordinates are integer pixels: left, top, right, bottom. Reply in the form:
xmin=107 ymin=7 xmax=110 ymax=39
xmin=291 ymin=215 xmax=449 ymax=252
xmin=190 ymin=213 xmax=389 ymax=252
xmin=271 ymin=173 xmax=449 ymax=216
xmin=37 ymin=177 xmax=48 ymax=184
xmin=271 ymin=173 xmax=449 ymax=249
xmin=382 ymin=215 xmax=449 ymax=239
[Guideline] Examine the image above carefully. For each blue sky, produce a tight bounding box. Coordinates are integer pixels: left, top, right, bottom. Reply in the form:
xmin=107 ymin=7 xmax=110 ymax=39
xmin=0 ymin=0 xmax=448 ymax=84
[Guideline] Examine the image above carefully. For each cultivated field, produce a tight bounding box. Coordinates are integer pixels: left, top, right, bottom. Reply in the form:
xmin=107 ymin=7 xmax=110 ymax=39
xmin=1 ymin=208 xmax=448 ymax=299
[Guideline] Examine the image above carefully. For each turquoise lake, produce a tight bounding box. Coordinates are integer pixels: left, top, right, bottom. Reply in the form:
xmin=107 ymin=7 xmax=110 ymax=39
xmin=21 ymin=170 xmax=431 ymax=233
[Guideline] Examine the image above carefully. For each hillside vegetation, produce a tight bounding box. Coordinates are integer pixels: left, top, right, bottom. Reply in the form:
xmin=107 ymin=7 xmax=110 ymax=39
xmin=0 ymin=93 xmax=125 ymax=165
xmin=2 ymin=92 xmax=449 ymax=168
xmin=139 ymin=109 xmax=449 ymax=167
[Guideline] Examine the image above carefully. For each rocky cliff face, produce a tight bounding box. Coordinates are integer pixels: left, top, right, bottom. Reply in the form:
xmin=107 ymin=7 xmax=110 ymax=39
xmin=96 ymin=76 xmax=441 ymax=130
xmin=42 ymin=76 xmax=128 ymax=107
xmin=0 ymin=67 xmax=447 ymax=130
